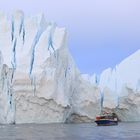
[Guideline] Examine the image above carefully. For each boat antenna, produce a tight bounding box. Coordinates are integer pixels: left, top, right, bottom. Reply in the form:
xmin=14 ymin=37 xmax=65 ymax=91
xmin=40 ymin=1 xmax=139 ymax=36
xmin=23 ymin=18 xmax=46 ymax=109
xmin=100 ymin=91 xmax=104 ymax=114
xmin=115 ymin=65 xmax=119 ymax=109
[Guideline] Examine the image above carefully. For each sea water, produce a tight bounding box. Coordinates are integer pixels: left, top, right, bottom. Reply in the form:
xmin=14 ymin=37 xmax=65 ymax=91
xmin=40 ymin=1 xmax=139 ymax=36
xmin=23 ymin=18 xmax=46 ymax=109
xmin=0 ymin=122 xmax=139 ymax=140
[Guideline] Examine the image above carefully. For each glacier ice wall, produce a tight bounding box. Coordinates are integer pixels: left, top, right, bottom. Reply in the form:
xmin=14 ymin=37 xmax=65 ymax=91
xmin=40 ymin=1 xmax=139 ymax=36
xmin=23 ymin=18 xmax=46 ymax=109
xmin=0 ymin=10 xmax=139 ymax=123
xmin=99 ymin=49 xmax=140 ymax=121
xmin=0 ymin=11 xmax=100 ymax=124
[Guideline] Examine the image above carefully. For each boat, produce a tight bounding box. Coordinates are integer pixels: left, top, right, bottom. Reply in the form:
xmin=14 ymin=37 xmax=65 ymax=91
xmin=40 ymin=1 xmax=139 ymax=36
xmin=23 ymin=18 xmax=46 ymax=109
xmin=95 ymin=112 xmax=118 ymax=126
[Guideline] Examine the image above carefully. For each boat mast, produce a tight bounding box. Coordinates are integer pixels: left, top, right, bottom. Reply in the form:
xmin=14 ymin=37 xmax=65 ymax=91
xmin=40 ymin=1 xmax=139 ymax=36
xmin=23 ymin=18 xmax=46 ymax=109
xmin=115 ymin=66 xmax=119 ymax=108
xmin=96 ymin=75 xmax=104 ymax=114
xmin=100 ymin=91 xmax=104 ymax=114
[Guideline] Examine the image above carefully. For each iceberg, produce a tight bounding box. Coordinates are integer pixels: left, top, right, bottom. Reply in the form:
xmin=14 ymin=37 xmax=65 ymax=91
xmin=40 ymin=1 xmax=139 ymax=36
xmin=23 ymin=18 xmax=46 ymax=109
xmin=0 ymin=11 xmax=100 ymax=124
xmin=99 ymin=49 xmax=140 ymax=121
xmin=0 ymin=10 xmax=139 ymax=124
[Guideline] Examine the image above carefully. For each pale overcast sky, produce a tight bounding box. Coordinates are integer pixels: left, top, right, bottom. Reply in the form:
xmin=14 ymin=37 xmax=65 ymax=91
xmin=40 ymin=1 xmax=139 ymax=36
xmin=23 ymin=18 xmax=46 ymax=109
xmin=0 ymin=0 xmax=140 ymax=74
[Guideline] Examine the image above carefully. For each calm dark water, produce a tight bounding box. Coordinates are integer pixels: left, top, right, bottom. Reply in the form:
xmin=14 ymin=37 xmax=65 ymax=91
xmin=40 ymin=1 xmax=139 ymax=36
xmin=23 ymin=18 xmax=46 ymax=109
xmin=0 ymin=123 xmax=139 ymax=140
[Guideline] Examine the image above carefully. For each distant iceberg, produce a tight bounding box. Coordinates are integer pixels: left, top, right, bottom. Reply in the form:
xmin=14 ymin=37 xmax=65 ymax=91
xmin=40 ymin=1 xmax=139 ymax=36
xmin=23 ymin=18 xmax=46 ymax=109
xmin=99 ymin=49 xmax=140 ymax=121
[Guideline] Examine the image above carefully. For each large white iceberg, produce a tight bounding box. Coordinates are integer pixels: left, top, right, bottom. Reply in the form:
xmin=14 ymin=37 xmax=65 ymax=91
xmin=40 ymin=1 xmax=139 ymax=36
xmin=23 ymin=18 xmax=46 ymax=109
xmin=0 ymin=11 xmax=139 ymax=124
xmin=0 ymin=11 xmax=100 ymax=124
xmin=99 ymin=49 xmax=140 ymax=121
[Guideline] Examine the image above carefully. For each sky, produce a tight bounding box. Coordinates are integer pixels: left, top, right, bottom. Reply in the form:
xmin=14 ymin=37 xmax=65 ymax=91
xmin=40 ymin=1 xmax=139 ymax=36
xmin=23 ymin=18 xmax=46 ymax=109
xmin=0 ymin=0 xmax=140 ymax=74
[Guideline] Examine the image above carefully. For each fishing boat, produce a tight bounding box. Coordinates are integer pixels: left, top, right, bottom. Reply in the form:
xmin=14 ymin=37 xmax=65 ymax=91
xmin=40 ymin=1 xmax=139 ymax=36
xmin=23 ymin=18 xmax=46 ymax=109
xmin=95 ymin=112 xmax=118 ymax=126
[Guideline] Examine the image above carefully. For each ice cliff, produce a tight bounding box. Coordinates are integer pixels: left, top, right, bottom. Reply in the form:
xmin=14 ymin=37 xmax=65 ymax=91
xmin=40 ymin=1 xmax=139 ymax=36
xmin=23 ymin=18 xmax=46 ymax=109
xmin=0 ymin=11 xmax=100 ymax=124
xmin=0 ymin=11 xmax=139 ymax=124
xmin=75 ymin=49 xmax=140 ymax=122
xmin=99 ymin=49 xmax=140 ymax=121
